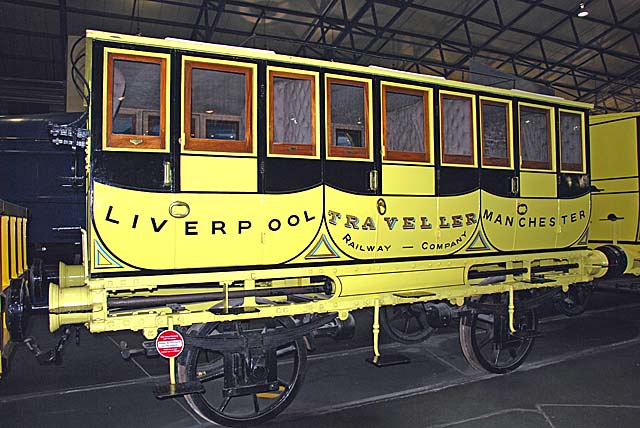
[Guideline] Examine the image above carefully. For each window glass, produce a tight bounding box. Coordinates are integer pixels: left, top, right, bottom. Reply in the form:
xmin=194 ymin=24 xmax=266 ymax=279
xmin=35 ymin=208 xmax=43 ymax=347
xmin=113 ymin=113 xmax=136 ymax=135
xmin=270 ymin=74 xmax=314 ymax=155
xmin=108 ymin=55 xmax=165 ymax=150
xmin=441 ymin=95 xmax=473 ymax=165
xmin=328 ymin=80 xmax=368 ymax=158
xmin=481 ymin=101 xmax=510 ymax=167
xmin=384 ymin=87 xmax=428 ymax=162
xmin=560 ymin=111 xmax=583 ymax=171
xmin=185 ymin=62 xmax=252 ymax=153
xmin=520 ymin=107 xmax=551 ymax=170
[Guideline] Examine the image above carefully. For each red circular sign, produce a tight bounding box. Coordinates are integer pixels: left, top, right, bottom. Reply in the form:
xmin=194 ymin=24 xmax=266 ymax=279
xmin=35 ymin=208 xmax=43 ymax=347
xmin=155 ymin=329 xmax=185 ymax=359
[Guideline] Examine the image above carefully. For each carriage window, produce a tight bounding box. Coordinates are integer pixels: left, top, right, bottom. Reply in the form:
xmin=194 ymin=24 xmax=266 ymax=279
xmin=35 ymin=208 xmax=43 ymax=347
xmin=107 ymin=54 xmax=166 ymax=150
xmin=269 ymin=71 xmax=315 ymax=156
xmin=560 ymin=111 xmax=584 ymax=172
xmin=327 ymin=78 xmax=369 ymax=159
xmin=383 ymin=86 xmax=428 ymax=162
xmin=520 ymin=106 xmax=552 ymax=170
xmin=481 ymin=100 xmax=510 ymax=167
xmin=441 ymin=94 xmax=474 ymax=165
xmin=184 ymin=61 xmax=252 ymax=153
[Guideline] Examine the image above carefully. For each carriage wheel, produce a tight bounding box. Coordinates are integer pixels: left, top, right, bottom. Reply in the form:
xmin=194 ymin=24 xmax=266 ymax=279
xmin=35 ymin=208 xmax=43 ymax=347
xmin=380 ymin=303 xmax=438 ymax=344
xmin=178 ymin=317 xmax=307 ymax=427
xmin=553 ymin=283 xmax=594 ymax=316
xmin=459 ymin=296 xmax=538 ymax=374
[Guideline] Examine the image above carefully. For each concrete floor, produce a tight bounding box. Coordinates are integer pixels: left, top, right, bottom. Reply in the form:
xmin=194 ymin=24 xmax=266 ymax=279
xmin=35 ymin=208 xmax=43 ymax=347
xmin=1 ymin=292 xmax=640 ymax=428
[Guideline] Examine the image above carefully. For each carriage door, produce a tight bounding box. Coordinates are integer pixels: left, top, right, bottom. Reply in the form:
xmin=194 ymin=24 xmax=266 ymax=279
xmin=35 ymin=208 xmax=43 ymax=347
xmin=261 ymin=66 xmax=324 ymax=265
xmin=436 ymin=91 xmax=480 ymax=257
xmin=515 ymin=102 xmax=557 ymax=250
xmin=91 ymin=48 xmax=176 ymax=272
xmin=322 ymin=74 xmax=378 ymax=261
xmin=177 ymin=57 xmax=262 ymax=269
xmin=478 ymin=96 xmax=517 ymax=252
xmin=556 ymin=109 xmax=589 ymax=248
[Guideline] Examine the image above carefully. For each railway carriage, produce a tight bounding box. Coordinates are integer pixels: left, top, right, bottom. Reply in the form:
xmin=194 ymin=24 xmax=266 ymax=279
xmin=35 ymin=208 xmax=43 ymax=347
xmin=0 ymin=199 xmax=28 ymax=376
xmin=1 ymin=30 xmax=631 ymax=426
xmin=590 ymin=112 xmax=640 ymax=273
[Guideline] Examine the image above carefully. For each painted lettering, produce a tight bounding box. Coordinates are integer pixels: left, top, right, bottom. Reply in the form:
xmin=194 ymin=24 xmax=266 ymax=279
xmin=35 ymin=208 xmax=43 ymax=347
xmin=288 ymin=215 xmax=300 ymax=227
xmin=185 ymin=221 xmax=198 ymax=235
xmin=212 ymin=221 xmax=226 ymax=234
xmin=238 ymin=220 xmax=251 ymax=234
xmin=420 ymin=217 xmax=433 ymax=229
xmin=362 ymin=216 xmax=377 ymax=230
xmin=384 ymin=217 xmax=398 ymax=230
xmin=345 ymin=215 xmax=360 ymax=229
xmin=106 ymin=206 xmax=120 ymax=224
xmin=403 ymin=217 xmax=416 ymax=230
xmin=151 ymin=217 xmax=167 ymax=233
xmin=327 ymin=210 xmax=341 ymax=225
xmin=269 ymin=219 xmax=281 ymax=232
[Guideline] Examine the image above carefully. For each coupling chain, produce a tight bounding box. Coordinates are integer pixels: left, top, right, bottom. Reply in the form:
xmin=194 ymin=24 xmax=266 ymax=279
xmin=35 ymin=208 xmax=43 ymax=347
xmin=22 ymin=325 xmax=80 ymax=365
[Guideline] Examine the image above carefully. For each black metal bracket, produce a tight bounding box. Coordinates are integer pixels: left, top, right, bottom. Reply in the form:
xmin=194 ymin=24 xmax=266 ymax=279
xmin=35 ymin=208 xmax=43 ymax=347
xmin=185 ymin=313 xmax=337 ymax=353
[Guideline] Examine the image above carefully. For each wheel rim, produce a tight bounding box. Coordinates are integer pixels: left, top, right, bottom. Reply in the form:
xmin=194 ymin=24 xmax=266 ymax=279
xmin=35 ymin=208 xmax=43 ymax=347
xmin=180 ymin=318 xmax=306 ymax=427
xmin=554 ymin=284 xmax=593 ymax=316
xmin=460 ymin=297 xmax=537 ymax=374
xmin=381 ymin=304 xmax=438 ymax=344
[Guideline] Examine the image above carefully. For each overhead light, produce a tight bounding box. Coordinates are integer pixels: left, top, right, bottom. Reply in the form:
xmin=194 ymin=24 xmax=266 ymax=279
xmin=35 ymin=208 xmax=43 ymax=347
xmin=577 ymin=2 xmax=589 ymax=17
xmin=205 ymin=109 xmax=214 ymax=114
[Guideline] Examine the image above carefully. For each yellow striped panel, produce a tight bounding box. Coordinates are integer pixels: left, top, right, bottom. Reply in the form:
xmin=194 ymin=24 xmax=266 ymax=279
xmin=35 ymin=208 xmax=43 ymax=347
xmin=9 ymin=217 xmax=17 ymax=280
xmin=1 ymin=216 xmax=9 ymax=288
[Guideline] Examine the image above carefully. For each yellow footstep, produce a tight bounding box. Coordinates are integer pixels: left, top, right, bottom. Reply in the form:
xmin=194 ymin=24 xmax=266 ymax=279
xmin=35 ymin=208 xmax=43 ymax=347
xmin=256 ymin=386 xmax=285 ymax=399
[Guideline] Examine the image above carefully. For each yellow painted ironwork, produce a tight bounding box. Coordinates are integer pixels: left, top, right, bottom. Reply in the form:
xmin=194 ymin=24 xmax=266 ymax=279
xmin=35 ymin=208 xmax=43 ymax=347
xmin=372 ymin=300 xmax=381 ymax=362
xmin=508 ymin=285 xmax=516 ymax=334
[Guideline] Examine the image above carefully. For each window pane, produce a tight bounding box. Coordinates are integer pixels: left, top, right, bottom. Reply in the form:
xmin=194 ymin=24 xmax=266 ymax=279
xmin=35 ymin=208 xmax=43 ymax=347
xmin=191 ymin=67 xmax=246 ymax=141
xmin=112 ymin=60 xmax=160 ymax=136
xmin=442 ymin=96 xmax=472 ymax=163
xmin=385 ymin=91 xmax=425 ymax=153
xmin=520 ymin=107 xmax=550 ymax=169
xmin=113 ymin=113 xmax=136 ymax=134
xmin=482 ymin=102 xmax=509 ymax=166
xmin=145 ymin=114 xmax=160 ymax=136
xmin=560 ymin=112 xmax=583 ymax=170
xmin=331 ymin=83 xmax=365 ymax=147
xmin=273 ymin=77 xmax=312 ymax=145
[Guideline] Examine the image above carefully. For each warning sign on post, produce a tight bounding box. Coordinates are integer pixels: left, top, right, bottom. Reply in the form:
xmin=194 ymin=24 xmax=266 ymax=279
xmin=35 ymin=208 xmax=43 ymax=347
xmin=155 ymin=329 xmax=185 ymax=359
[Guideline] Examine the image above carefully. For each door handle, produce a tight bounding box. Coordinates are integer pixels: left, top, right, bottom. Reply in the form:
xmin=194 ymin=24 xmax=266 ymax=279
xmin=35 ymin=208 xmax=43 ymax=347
xmin=169 ymin=201 xmax=190 ymax=218
xmin=163 ymin=161 xmax=172 ymax=187
xmin=511 ymin=176 xmax=519 ymax=195
xmin=369 ymin=169 xmax=378 ymax=192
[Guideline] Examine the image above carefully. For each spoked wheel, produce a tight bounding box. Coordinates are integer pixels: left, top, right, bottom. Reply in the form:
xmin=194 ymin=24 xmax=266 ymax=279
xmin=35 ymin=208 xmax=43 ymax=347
xmin=459 ymin=295 xmax=538 ymax=374
xmin=381 ymin=303 xmax=438 ymax=344
xmin=178 ymin=317 xmax=307 ymax=427
xmin=553 ymin=283 xmax=594 ymax=316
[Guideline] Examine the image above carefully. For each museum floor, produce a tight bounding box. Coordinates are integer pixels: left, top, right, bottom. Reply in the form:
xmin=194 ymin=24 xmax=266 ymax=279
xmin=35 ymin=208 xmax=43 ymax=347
xmin=2 ymin=291 xmax=640 ymax=428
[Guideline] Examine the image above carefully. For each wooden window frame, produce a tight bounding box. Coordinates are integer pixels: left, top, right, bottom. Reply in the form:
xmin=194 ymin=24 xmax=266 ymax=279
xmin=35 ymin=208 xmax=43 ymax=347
xmin=326 ymin=78 xmax=370 ymax=159
xmin=559 ymin=110 xmax=585 ymax=172
xmin=440 ymin=93 xmax=474 ymax=166
xmin=519 ymin=105 xmax=552 ymax=170
xmin=480 ymin=99 xmax=511 ymax=168
xmin=268 ymin=70 xmax=316 ymax=156
xmin=106 ymin=53 xmax=167 ymax=150
xmin=184 ymin=61 xmax=252 ymax=153
xmin=382 ymin=85 xmax=429 ymax=163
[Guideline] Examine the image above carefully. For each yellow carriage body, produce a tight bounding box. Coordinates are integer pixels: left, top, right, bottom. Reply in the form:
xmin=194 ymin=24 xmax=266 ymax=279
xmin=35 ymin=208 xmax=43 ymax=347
xmin=49 ymin=31 xmax=604 ymax=340
xmin=589 ymin=112 xmax=640 ymax=274
xmin=0 ymin=200 xmax=28 ymax=376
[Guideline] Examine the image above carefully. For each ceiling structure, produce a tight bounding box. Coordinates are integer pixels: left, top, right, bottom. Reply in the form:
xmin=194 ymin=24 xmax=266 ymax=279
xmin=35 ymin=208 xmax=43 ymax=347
xmin=1 ymin=0 xmax=639 ymax=114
